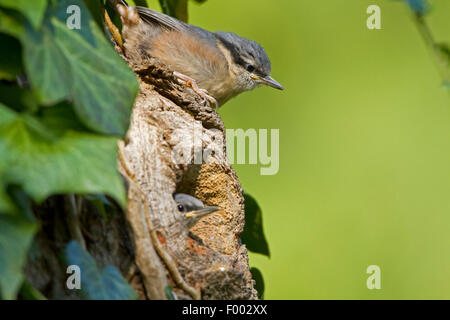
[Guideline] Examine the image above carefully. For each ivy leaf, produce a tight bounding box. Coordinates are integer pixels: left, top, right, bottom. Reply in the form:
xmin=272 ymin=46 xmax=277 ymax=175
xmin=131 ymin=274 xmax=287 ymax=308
xmin=250 ymin=267 xmax=265 ymax=300
xmin=0 ymin=8 xmax=26 ymax=39
xmin=134 ymin=0 xmax=149 ymax=7
xmin=0 ymin=103 xmax=126 ymax=206
xmin=0 ymin=190 xmax=37 ymax=299
xmin=0 ymin=171 xmax=19 ymax=215
xmin=0 ymin=185 xmax=14 ymax=213
xmin=242 ymin=192 xmax=270 ymax=257
xmin=0 ymin=0 xmax=47 ymax=29
xmin=0 ymin=34 xmax=22 ymax=81
xmin=84 ymin=194 xmax=113 ymax=220
xmin=64 ymin=241 xmax=138 ymax=300
xmin=22 ymin=0 xmax=139 ymax=136
xmin=0 ymin=84 xmax=38 ymax=112
xmin=38 ymin=102 xmax=92 ymax=136
xmin=19 ymin=280 xmax=47 ymax=300
xmin=159 ymin=0 xmax=188 ymax=22
xmin=99 ymin=266 xmax=138 ymax=300
xmin=82 ymin=0 xmax=104 ymax=31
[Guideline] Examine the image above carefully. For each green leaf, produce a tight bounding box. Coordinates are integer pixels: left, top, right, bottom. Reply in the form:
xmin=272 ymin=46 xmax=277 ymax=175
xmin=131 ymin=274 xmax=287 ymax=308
xmin=250 ymin=267 xmax=265 ymax=300
xmin=0 ymin=103 xmax=126 ymax=206
xmin=19 ymin=280 xmax=47 ymax=300
xmin=22 ymin=0 xmax=138 ymax=136
xmin=159 ymin=0 xmax=188 ymax=22
xmin=0 ymin=8 xmax=26 ymax=39
xmin=8 ymin=186 xmax=36 ymax=221
xmin=0 ymin=171 xmax=16 ymax=214
xmin=84 ymin=194 xmax=113 ymax=220
xmin=242 ymin=192 xmax=270 ymax=257
xmin=64 ymin=241 xmax=138 ymax=300
xmin=0 ymin=33 xmax=23 ymax=80
xmin=100 ymin=266 xmax=138 ymax=299
xmin=0 ymin=0 xmax=47 ymax=29
xmin=82 ymin=0 xmax=104 ymax=31
xmin=0 ymin=186 xmax=14 ymax=214
xmin=134 ymin=0 xmax=149 ymax=7
xmin=165 ymin=285 xmax=176 ymax=300
xmin=0 ymin=208 xmax=37 ymax=299
xmin=38 ymin=102 xmax=92 ymax=136
xmin=0 ymin=84 xmax=38 ymax=112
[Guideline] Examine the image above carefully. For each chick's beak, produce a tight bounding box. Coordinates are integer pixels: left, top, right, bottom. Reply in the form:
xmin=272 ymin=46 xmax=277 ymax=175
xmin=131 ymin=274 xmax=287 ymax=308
xmin=185 ymin=206 xmax=220 ymax=219
xmin=252 ymin=75 xmax=284 ymax=90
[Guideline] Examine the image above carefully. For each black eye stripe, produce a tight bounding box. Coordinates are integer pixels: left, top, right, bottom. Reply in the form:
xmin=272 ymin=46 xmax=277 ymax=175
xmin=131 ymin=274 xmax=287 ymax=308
xmin=216 ymin=35 xmax=269 ymax=77
xmin=217 ymin=36 xmax=249 ymax=69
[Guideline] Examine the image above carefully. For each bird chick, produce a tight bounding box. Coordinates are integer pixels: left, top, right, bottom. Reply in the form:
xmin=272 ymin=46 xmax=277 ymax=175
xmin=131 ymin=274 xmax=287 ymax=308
xmin=116 ymin=0 xmax=284 ymax=107
xmin=173 ymin=193 xmax=219 ymax=228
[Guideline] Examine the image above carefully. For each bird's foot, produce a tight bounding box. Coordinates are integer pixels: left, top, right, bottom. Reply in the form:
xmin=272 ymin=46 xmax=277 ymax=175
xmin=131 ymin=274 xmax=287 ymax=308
xmin=173 ymin=71 xmax=219 ymax=110
xmin=117 ymin=3 xmax=140 ymax=26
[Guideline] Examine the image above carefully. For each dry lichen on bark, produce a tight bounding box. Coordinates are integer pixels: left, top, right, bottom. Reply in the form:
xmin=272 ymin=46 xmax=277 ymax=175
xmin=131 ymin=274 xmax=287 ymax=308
xmin=116 ymin=38 xmax=257 ymax=299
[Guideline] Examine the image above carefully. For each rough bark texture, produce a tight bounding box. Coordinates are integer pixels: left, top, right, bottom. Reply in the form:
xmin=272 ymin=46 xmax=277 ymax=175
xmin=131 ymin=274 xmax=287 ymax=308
xmin=24 ymin=39 xmax=256 ymax=300
xmin=118 ymin=49 xmax=257 ymax=299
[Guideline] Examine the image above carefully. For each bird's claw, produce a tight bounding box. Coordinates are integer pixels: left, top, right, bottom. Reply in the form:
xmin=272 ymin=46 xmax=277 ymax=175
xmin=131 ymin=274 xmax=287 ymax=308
xmin=173 ymin=71 xmax=219 ymax=110
xmin=198 ymin=89 xmax=219 ymax=109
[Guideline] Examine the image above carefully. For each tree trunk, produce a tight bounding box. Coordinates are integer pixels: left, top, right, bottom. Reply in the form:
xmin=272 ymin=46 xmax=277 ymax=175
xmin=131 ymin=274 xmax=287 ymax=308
xmin=25 ymin=44 xmax=257 ymax=300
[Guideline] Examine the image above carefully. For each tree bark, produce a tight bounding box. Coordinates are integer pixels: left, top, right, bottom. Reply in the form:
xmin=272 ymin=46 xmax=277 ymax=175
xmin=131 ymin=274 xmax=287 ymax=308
xmin=25 ymin=45 xmax=256 ymax=300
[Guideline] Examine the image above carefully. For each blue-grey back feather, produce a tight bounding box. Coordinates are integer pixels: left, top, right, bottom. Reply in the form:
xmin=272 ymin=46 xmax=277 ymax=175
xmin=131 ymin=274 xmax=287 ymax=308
xmin=119 ymin=0 xmax=272 ymax=77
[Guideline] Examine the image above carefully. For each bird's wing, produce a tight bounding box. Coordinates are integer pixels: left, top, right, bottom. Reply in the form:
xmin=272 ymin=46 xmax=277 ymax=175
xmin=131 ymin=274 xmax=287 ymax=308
xmin=135 ymin=6 xmax=186 ymax=31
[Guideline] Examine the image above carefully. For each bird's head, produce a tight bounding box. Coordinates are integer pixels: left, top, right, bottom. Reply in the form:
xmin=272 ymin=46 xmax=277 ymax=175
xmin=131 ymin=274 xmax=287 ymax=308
xmin=215 ymin=31 xmax=284 ymax=93
xmin=173 ymin=193 xmax=220 ymax=228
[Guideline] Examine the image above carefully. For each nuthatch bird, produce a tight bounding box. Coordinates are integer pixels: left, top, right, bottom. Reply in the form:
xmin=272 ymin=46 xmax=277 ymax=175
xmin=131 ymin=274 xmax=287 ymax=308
xmin=173 ymin=193 xmax=220 ymax=228
xmin=116 ymin=0 xmax=284 ymax=108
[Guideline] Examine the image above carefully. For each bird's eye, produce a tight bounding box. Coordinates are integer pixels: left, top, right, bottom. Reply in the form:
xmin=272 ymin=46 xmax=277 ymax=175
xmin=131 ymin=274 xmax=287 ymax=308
xmin=177 ymin=204 xmax=184 ymax=212
xmin=246 ymin=64 xmax=255 ymax=72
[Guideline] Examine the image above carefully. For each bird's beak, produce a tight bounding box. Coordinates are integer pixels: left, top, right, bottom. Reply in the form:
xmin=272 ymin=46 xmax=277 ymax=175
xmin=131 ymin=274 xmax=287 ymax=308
xmin=185 ymin=206 xmax=220 ymax=219
xmin=251 ymin=75 xmax=284 ymax=90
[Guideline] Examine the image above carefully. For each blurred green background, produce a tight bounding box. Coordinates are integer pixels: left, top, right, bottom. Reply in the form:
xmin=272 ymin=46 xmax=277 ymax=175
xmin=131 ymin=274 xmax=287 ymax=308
xmin=163 ymin=0 xmax=449 ymax=299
